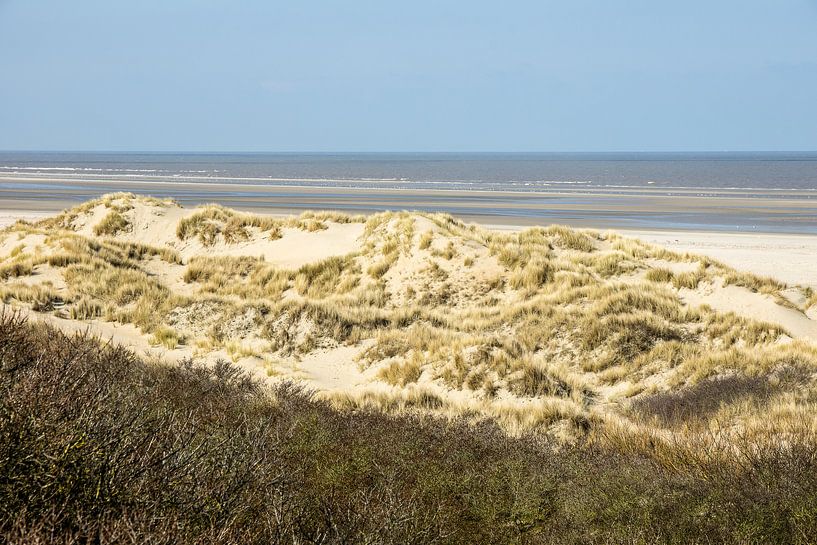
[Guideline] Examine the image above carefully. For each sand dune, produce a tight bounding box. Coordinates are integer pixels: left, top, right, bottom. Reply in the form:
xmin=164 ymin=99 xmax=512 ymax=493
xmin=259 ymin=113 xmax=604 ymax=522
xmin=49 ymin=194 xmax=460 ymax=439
xmin=3 ymin=193 xmax=817 ymax=437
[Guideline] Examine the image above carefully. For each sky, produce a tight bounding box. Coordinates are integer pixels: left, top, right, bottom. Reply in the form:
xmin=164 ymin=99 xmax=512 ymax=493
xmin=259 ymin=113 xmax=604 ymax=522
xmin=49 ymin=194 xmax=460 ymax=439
xmin=1 ymin=0 xmax=816 ymax=152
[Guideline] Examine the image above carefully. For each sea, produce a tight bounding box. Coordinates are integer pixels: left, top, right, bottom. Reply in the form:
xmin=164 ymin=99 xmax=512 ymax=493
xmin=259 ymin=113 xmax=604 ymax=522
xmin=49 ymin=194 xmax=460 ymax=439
xmin=1 ymin=152 xmax=816 ymax=232
xmin=2 ymin=151 xmax=817 ymax=192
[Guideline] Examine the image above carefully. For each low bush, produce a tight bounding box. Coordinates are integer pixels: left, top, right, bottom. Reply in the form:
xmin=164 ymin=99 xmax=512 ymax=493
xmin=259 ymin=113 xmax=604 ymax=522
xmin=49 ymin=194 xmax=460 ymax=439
xmin=2 ymin=312 xmax=817 ymax=544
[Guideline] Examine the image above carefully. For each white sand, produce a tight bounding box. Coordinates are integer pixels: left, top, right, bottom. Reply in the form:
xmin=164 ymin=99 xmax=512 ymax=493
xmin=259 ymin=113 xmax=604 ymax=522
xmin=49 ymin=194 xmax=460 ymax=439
xmin=680 ymin=281 xmax=817 ymax=341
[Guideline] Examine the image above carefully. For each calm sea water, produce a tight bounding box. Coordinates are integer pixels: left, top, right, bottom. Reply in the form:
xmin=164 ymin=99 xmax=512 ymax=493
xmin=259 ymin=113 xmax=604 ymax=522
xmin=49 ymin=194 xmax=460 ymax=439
xmin=2 ymin=152 xmax=817 ymax=193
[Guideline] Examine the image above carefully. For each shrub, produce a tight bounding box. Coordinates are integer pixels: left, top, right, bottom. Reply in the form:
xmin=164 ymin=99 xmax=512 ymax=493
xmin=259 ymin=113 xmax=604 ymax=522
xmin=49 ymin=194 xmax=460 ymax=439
xmin=2 ymin=314 xmax=816 ymax=544
xmin=630 ymin=374 xmax=775 ymax=426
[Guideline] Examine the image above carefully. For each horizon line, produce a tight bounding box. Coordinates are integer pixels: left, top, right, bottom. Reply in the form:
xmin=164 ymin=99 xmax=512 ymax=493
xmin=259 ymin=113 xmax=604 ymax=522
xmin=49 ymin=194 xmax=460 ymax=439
xmin=2 ymin=149 xmax=817 ymax=155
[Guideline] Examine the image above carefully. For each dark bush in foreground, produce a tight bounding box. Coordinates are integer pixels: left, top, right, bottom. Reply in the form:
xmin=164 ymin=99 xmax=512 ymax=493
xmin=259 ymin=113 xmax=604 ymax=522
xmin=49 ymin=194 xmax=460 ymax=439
xmin=1 ymin=311 xmax=816 ymax=544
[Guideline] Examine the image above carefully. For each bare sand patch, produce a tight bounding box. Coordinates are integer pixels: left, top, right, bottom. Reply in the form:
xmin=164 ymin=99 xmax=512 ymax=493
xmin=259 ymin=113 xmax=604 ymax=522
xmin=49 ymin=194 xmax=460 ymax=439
xmin=680 ymin=280 xmax=817 ymax=341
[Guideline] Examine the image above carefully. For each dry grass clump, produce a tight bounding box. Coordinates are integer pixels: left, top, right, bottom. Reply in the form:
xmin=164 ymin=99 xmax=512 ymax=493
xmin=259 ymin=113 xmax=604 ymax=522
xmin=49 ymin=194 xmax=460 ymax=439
xmin=42 ymin=232 xmax=180 ymax=268
xmin=109 ymin=239 xmax=181 ymax=264
xmin=605 ymin=231 xmax=691 ymax=262
xmin=645 ymin=267 xmax=674 ymax=283
xmin=294 ymin=255 xmax=360 ymax=298
xmin=377 ymin=356 xmax=424 ymax=386
xmin=722 ymin=269 xmax=785 ymax=294
xmin=366 ymin=256 xmax=394 ymax=279
xmin=672 ymin=269 xmax=705 ymax=289
xmin=509 ymin=257 xmax=552 ymax=290
xmin=92 ymin=210 xmax=130 ymax=236
xmin=184 ymin=256 xmax=289 ymax=300
xmin=185 ymin=255 xmax=262 ymax=285
xmin=581 ymin=312 xmax=684 ymax=371
xmin=8 ymin=244 xmax=24 ymax=258
xmin=702 ymin=311 xmax=787 ymax=347
xmin=329 ymin=385 xmax=447 ymax=412
xmin=670 ymin=340 xmax=817 ymax=386
xmin=590 ymin=286 xmax=686 ymax=322
xmin=225 ymin=340 xmax=271 ymax=362
xmin=542 ymin=225 xmax=597 ymax=252
xmin=37 ymin=192 xmax=167 ymax=231
xmin=573 ymin=251 xmax=634 ymax=277
xmin=506 ymin=359 xmax=589 ymax=401
xmin=0 ymin=260 xmax=33 ymax=280
xmin=490 ymin=235 xmax=549 ymax=269
xmin=149 ymin=325 xmax=184 ymax=349
xmin=176 ymin=205 xmax=280 ymax=245
xmin=295 ymin=209 xmax=365 ymax=225
xmin=0 ymin=283 xmax=68 ymax=311
xmin=360 ymin=213 xmax=416 ymax=280
xmin=69 ymin=297 xmax=102 ymax=320
xmin=431 ymin=241 xmax=457 ymax=260
xmin=61 ymin=257 xmax=184 ymax=333
xmin=418 ymin=230 xmax=434 ymax=249
xmin=184 ymin=254 xmax=361 ymax=300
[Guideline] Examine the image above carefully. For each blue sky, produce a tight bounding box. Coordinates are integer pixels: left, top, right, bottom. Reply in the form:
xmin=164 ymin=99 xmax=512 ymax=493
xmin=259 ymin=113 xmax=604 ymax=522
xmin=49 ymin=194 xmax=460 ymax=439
xmin=1 ymin=0 xmax=816 ymax=152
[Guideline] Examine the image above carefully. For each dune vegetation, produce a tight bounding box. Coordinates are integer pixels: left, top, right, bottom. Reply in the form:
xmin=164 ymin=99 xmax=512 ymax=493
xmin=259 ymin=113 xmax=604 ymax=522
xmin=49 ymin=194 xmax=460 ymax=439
xmin=1 ymin=193 xmax=816 ymax=446
xmin=2 ymin=313 xmax=816 ymax=544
